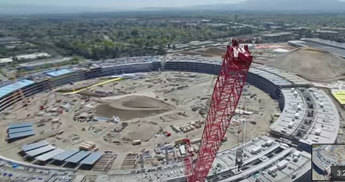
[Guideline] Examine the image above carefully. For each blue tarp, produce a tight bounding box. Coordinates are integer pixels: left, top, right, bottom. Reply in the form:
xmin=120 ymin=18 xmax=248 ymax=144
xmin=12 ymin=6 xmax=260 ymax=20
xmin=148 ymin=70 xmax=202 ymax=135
xmin=46 ymin=69 xmax=72 ymax=77
xmin=0 ymin=80 xmax=34 ymax=98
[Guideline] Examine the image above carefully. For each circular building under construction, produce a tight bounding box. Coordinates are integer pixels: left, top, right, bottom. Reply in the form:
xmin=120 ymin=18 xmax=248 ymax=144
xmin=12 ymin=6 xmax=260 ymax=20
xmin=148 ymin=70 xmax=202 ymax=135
xmin=0 ymin=50 xmax=341 ymax=182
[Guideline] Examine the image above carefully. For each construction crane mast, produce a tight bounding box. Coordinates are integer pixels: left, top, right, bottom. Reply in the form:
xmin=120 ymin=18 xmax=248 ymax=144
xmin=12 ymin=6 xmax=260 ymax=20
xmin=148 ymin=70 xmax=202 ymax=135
xmin=185 ymin=40 xmax=253 ymax=182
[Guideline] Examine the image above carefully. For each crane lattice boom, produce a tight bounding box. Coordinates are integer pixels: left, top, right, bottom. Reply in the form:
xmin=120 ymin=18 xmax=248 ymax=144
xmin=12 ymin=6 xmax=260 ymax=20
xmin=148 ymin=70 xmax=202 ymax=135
xmin=185 ymin=40 xmax=253 ymax=182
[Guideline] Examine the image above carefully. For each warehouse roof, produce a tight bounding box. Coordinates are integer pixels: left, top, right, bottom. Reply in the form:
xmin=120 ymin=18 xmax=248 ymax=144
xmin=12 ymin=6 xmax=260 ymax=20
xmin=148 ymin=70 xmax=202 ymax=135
xmin=22 ymin=140 xmax=49 ymax=152
xmin=16 ymin=52 xmax=50 ymax=60
xmin=46 ymin=69 xmax=72 ymax=77
xmin=53 ymin=150 xmax=79 ymax=161
xmin=8 ymin=126 xmax=33 ymax=134
xmin=301 ymin=38 xmax=345 ymax=58
xmin=8 ymin=122 xmax=32 ymax=129
xmin=35 ymin=149 xmax=65 ymax=162
xmin=65 ymin=151 xmax=91 ymax=164
xmin=8 ymin=130 xmax=35 ymax=140
xmin=0 ymin=58 xmax=13 ymax=64
xmin=80 ymin=152 xmax=103 ymax=165
xmin=26 ymin=145 xmax=55 ymax=157
xmin=19 ymin=57 xmax=73 ymax=68
xmin=262 ymin=32 xmax=293 ymax=37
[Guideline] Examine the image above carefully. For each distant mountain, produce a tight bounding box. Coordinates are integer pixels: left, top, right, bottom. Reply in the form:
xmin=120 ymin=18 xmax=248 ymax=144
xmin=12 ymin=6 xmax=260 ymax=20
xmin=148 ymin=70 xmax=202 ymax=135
xmin=0 ymin=4 xmax=127 ymax=15
xmin=239 ymin=0 xmax=345 ymax=11
xmin=1 ymin=0 xmax=345 ymax=15
xmin=191 ymin=0 xmax=345 ymax=12
xmin=0 ymin=4 xmax=84 ymax=15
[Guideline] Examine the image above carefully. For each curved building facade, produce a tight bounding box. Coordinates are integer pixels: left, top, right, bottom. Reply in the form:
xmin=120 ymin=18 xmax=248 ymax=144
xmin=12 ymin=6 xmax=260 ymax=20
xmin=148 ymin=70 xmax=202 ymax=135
xmin=0 ymin=57 xmax=340 ymax=182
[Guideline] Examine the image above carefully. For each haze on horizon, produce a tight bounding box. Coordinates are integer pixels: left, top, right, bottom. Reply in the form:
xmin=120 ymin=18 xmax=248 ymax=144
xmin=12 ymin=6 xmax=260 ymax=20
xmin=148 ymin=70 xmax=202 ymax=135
xmin=1 ymin=0 xmax=246 ymax=10
xmin=1 ymin=0 xmax=345 ymax=15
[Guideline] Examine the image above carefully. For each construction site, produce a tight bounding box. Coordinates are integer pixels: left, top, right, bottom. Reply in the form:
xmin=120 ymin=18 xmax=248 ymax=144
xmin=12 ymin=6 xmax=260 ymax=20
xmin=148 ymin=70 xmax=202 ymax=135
xmin=0 ymin=39 xmax=343 ymax=182
xmin=0 ymin=69 xmax=279 ymax=171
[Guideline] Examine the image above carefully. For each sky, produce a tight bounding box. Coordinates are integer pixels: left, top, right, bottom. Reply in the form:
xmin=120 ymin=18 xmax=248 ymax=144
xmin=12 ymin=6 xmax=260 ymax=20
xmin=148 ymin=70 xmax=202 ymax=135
xmin=0 ymin=0 xmax=247 ymax=10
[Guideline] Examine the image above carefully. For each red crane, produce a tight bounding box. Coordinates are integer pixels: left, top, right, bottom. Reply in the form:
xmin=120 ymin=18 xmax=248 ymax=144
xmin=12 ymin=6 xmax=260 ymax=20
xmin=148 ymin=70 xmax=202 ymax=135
xmin=185 ymin=40 xmax=253 ymax=182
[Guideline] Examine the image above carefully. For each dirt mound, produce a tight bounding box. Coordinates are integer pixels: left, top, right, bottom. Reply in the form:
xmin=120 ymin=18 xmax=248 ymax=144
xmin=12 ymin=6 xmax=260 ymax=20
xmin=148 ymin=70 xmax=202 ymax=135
xmin=122 ymin=96 xmax=170 ymax=109
xmin=95 ymin=95 xmax=174 ymax=121
xmin=267 ymin=48 xmax=345 ymax=81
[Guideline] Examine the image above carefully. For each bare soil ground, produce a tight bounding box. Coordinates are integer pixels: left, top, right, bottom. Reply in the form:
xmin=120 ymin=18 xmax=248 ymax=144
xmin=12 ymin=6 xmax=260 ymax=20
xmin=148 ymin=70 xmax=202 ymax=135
xmin=122 ymin=121 xmax=161 ymax=141
xmin=0 ymin=71 xmax=280 ymax=172
xmin=268 ymin=48 xmax=345 ymax=81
